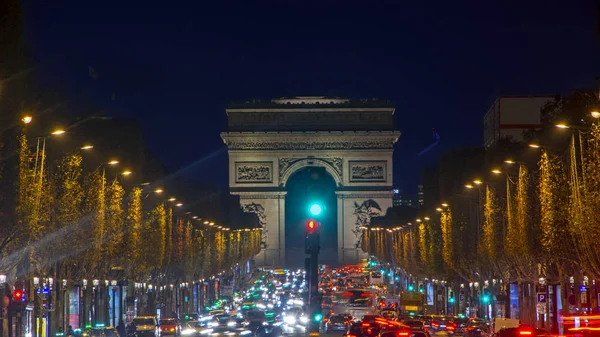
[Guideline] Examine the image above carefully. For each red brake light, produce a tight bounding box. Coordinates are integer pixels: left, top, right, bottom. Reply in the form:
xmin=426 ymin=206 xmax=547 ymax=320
xmin=519 ymin=331 xmax=533 ymax=335
xmin=398 ymin=333 xmax=410 ymax=336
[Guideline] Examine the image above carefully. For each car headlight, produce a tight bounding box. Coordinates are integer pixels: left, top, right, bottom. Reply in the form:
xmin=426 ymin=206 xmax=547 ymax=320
xmin=299 ymin=317 xmax=308 ymax=324
xmin=182 ymin=329 xmax=197 ymax=335
xmin=208 ymin=322 xmax=218 ymax=327
xmin=227 ymin=322 xmax=236 ymax=327
xmin=284 ymin=317 xmax=296 ymax=325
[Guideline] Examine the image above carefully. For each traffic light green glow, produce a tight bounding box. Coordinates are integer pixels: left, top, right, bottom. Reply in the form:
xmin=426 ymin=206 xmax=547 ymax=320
xmin=408 ymin=285 xmax=415 ymax=291
xmin=309 ymin=203 xmax=323 ymax=216
xmin=449 ymin=297 xmax=455 ymax=303
xmin=482 ymin=295 xmax=490 ymax=303
xmin=314 ymin=313 xmax=323 ymax=322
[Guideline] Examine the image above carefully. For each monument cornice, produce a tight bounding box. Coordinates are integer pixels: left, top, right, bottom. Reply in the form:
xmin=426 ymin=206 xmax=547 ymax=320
xmin=335 ymin=190 xmax=395 ymax=198
xmin=226 ymin=107 xmax=395 ymax=113
xmin=232 ymin=191 xmax=287 ymax=199
xmin=221 ymin=131 xmax=401 ymax=150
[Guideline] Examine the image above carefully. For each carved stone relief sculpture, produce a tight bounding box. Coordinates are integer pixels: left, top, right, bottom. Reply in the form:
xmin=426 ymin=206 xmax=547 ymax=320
xmin=349 ymin=160 xmax=387 ymax=182
xmin=235 ymin=162 xmax=273 ymax=183
xmin=353 ymin=199 xmax=382 ymax=248
xmin=242 ymin=202 xmax=268 ymax=247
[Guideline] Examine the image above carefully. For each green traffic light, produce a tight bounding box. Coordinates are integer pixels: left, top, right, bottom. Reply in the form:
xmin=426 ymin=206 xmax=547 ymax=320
xmin=309 ymin=203 xmax=323 ymax=216
xmin=408 ymin=285 xmax=414 ymax=291
xmin=449 ymin=298 xmax=455 ymax=303
xmin=482 ymin=296 xmax=490 ymax=303
xmin=314 ymin=313 xmax=323 ymax=322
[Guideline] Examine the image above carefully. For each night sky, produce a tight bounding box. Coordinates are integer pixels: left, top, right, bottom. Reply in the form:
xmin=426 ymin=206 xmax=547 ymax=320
xmin=20 ymin=0 xmax=600 ymax=195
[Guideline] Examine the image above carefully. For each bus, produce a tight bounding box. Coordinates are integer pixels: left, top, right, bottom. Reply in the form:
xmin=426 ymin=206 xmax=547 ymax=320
xmin=400 ymin=291 xmax=425 ymax=316
xmin=333 ymin=289 xmax=378 ymax=319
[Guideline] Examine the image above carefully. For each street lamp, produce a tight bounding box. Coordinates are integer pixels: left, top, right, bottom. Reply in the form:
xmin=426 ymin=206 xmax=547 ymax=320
xmin=176 ymin=203 xmax=183 ymax=207
xmin=168 ymin=197 xmax=176 ymax=202
xmin=504 ymin=159 xmax=516 ymax=164
xmin=465 ymin=184 xmax=474 ymax=189
xmin=51 ymin=129 xmax=66 ymax=135
xmin=154 ymin=188 xmax=163 ymax=194
xmin=491 ymin=169 xmax=502 ymax=174
xmin=473 ymin=180 xmax=482 ymax=185
xmin=107 ymin=160 xmax=119 ymax=165
xmin=81 ymin=145 xmax=94 ymax=150
xmin=591 ymin=111 xmax=600 ymax=119
xmin=122 ymin=170 xmax=132 ymax=176
xmin=555 ymin=124 xmax=569 ymax=129
xmin=22 ymin=116 xmax=32 ymax=124
xmin=529 ymin=143 xmax=540 ymax=149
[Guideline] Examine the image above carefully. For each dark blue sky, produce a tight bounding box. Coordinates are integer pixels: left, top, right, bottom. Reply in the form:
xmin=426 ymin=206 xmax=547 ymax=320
xmin=20 ymin=0 xmax=600 ymax=195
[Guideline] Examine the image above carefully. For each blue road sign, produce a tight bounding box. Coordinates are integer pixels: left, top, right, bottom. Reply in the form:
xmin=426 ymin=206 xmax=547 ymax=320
xmin=537 ymin=293 xmax=546 ymax=303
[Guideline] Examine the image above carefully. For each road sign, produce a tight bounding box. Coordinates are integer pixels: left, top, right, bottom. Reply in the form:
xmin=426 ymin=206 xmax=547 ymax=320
xmin=537 ymin=293 xmax=546 ymax=303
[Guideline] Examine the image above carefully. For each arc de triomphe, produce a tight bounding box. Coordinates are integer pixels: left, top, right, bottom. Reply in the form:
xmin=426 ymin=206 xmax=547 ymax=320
xmin=221 ymin=96 xmax=401 ymax=266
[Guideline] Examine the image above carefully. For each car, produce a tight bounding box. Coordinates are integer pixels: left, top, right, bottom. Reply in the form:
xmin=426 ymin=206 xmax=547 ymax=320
xmin=180 ymin=321 xmax=205 ymax=337
xmin=208 ymin=314 xmax=236 ymax=330
xmin=403 ymin=320 xmax=425 ymax=332
xmin=326 ymin=314 xmax=353 ymax=332
xmin=84 ymin=327 xmax=119 ymax=337
xmin=344 ymin=322 xmax=366 ymax=337
xmin=159 ymin=318 xmax=181 ymax=336
xmin=464 ymin=323 xmax=491 ymax=337
xmin=132 ymin=317 xmax=159 ymax=337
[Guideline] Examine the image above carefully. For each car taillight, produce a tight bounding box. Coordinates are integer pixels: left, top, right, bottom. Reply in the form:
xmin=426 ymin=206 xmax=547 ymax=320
xmin=345 ymin=335 xmax=357 ymax=337
xmin=519 ymin=331 xmax=532 ymax=335
xmin=362 ymin=323 xmax=370 ymax=328
xmin=398 ymin=332 xmax=410 ymax=336
xmin=467 ymin=327 xmax=475 ymax=331
xmin=447 ymin=326 xmax=455 ymax=331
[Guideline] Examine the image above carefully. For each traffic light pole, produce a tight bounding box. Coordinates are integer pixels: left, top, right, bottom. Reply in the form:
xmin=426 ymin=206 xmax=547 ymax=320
xmin=305 ymin=221 xmax=322 ymax=336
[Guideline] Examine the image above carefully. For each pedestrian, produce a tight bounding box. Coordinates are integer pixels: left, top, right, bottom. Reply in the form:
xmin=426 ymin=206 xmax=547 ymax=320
xmin=117 ymin=321 xmax=126 ymax=337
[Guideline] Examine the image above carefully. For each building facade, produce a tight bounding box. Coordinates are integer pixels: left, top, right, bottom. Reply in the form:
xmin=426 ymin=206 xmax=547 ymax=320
xmin=221 ymin=96 xmax=401 ymax=266
xmin=483 ymin=95 xmax=553 ymax=147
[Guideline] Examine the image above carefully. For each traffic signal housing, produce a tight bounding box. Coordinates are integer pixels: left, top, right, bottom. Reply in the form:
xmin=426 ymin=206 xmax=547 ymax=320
xmin=482 ymin=289 xmax=490 ymax=303
xmin=310 ymin=294 xmax=323 ymax=323
xmin=13 ymin=289 xmax=23 ymax=302
xmin=307 ymin=220 xmax=318 ymax=234
xmin=305 ymin=220 xmax=320 ymax=254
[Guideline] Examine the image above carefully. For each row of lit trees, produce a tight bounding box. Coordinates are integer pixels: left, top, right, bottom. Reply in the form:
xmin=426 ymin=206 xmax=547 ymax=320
xmin=363 ymin=93 xmax=600 ymax=320
xmin=2 ymin=118 xmax=262 ymax=287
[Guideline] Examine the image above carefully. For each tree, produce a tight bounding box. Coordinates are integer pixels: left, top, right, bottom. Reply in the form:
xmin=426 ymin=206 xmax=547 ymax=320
xmin=105 ymin=178 xmax=125 ymax=265
xmin=125 ymin=187 xmax=143 ymax=276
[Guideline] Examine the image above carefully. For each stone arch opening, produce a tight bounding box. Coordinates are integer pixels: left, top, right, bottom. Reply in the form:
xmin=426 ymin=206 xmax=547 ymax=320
xmin=280 ymin=157 xmax=343 ymax=188
xmin=284 ymin=166 xmax=338 ymax=267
